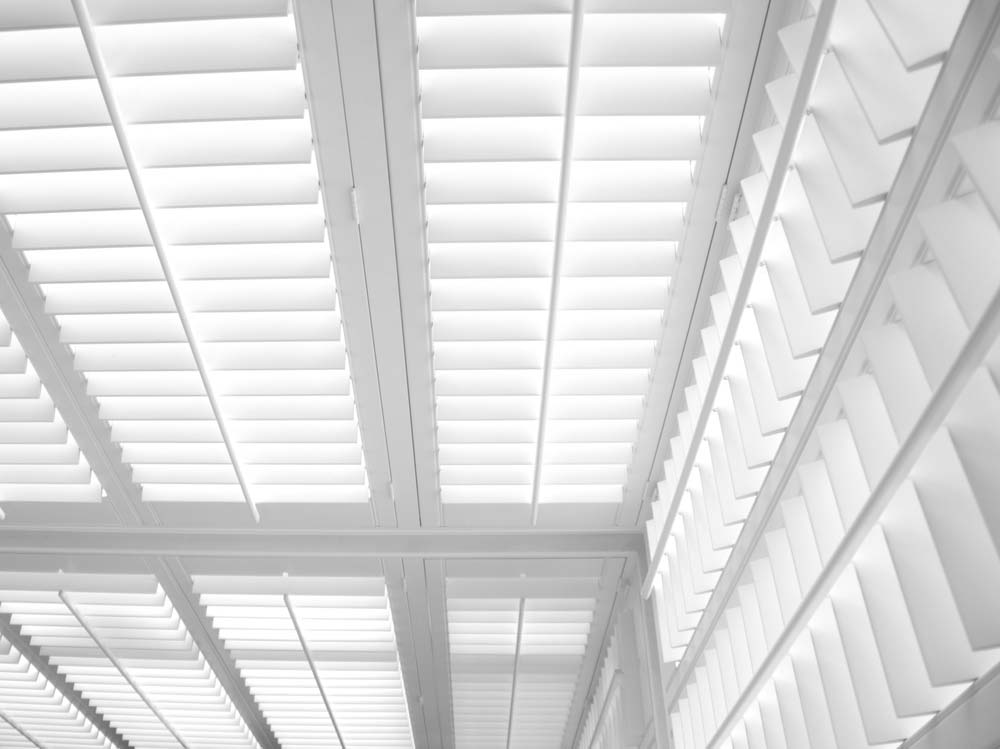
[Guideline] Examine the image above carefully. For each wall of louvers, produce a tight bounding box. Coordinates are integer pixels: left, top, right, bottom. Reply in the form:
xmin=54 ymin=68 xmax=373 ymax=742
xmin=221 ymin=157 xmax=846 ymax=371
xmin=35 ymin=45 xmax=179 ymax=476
xmin=637 ymin=0 xmax=1000 ymax=747
xmin=575 ymin=593 xmax=658 ymax=749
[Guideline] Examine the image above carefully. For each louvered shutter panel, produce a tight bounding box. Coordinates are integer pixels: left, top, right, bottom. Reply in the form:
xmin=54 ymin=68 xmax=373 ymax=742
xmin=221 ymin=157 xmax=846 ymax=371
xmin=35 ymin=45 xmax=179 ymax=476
xmin=0 ymin=0 xmax=368 ymax=515
xmin=416 ymin=1 xmax=726 ymax=523
xmin=0 ymin=573 xmax=260 ymax=748
xmin=641 ymin=0 xmax=1000 ymax=748
xmin=0 ymin=631 xmax=112 ymax=748
xmin=195 ymin=576 xmax=416 ymax=749
xmin=577 ymin=635 xmax=626 ymax=749
xmin=0 ymin=306 xmax=102 ymax=508
xmin=446 ymin=569 xmax=599 ymax=748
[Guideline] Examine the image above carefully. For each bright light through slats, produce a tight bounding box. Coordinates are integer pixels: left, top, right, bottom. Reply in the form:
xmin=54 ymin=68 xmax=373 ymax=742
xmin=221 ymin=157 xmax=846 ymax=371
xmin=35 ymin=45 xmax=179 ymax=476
xmin=195 ymin=576 xmax=415 ymax=749
xmin=0 ymin=632 xmax=113 ymax=748
xmin=0 ymin=308 xmax=102 ymax=512
xmin=416 ymin=0 xmax=724 ymax=516
xmin=0 ymin=0 xmax=368 ymax=511
xmin=0 ymin=572 xmax=260 ymax=749
xmin=644 ymin=0 xmax=958 ymax=657
xmin=446 ymin=570 xmax=597 ymax=748
xmin=634 ymin=1 xmax=1000 ymax=748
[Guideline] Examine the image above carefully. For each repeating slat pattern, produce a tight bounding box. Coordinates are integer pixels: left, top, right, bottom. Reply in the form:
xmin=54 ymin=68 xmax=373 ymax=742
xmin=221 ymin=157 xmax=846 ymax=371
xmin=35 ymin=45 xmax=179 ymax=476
xmin=0 ymin=0 xmax=367 ymax=510
xmin=639 ymin=1 xmax=1000 ymax=748
xmin=447 ymin=571 xmax=597 ymax=748
xmin=0 ymin=573 xmax=260 ymax=749
xmin=416 ymin=0 xmax=724 ymax=514
xmin=676 ymin=227 xmax=1000 ymax=747
xmin=576 ymin=634 xmax=625 ymax=749
xmin=448 ymin=594 xmax=518 ymax=747
xmin=1 ymin=1 xmax=997 ymax=748
xmin=645 ymin=0 xmax=961 ymax=661
xmin=0 ymin=306 xmax=102 ymax=509
xmin=196 ymin=576 xmax=415 ymax=749
xmin=0 ymin=632 xmax=113 ymax=748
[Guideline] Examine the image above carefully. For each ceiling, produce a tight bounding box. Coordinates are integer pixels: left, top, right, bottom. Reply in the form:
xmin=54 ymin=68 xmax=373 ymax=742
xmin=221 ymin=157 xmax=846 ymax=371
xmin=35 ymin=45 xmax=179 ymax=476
xmin=0 ymin=0 xmax=771 ymax=746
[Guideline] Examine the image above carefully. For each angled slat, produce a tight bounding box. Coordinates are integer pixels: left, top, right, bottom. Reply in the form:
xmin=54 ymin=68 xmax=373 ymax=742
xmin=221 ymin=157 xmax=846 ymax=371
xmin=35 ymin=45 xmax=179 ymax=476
xmin=0 ymin=573 xmax=261 ymax=749
xmin=196 ymin=575 xmax=415 ymax=749
xmin=0 ymin=0 xmax=370 ymax=517
xmin=653 ymin=5 xmax=1000 ymax=749
xmin=417 ymin=1 xmax=724 ymax=522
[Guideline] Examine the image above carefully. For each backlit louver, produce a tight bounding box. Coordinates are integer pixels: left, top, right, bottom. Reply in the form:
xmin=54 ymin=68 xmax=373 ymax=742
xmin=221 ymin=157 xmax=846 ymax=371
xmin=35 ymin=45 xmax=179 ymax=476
xmin=576 ymin=632 xmax=625 ymax=749
xmin=643 ymin=0 xmax=962 ymax=658
xmin=416 ymin=1 xmax=724 ymax=521
xmin=447 ymin=569 xmax=597 ymax=748
xmin=196 ymin=576 xmax=415 ymax=749
xmin=0 ymin=632 xmax=112 ymax=748
xmin=0 ymin=0 xmax=367 ymax=516
xmin=0 ymin=573 xmax=260 ymax=748
xmin=637 ymin=1 xmax=1000 ymax=748
xmin=0 ymin=305 xmax=101 ymax=512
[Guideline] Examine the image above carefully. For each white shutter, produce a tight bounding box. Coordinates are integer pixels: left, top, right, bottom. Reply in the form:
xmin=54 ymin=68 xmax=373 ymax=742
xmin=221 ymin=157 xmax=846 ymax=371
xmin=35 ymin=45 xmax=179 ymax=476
xmin=0 ymin=631 xmax=113 ymax=748
xmin=0 ymin=306 xmax=102 ymax=509
xmin=416 ymin=1 xmax=725 ymax=523
xmin=446 ymin=568 xmax=598 ymax=748
xmin=195 ymin=575 xmax=416 ymax=749
xmin=641 ymin=0 xmax=1000 ymax=747
xmin=576 ymin=636 xmax=625 ymax=749
xmin=0 ymin=572 xmax=260 ymax=748
xmin=0 ymin=0 xmax=367 ymax=515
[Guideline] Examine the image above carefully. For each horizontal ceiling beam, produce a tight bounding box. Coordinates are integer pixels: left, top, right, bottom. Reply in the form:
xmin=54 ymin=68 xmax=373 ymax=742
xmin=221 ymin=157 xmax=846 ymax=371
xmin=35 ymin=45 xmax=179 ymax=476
xmin=0 ymin=527 xmax=643 ymax=559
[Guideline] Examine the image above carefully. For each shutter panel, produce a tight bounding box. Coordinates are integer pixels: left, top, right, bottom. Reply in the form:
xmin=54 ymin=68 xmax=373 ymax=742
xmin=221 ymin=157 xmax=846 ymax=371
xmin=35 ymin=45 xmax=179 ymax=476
xmin=0 ymin=572 xmax=260 ymax=748
xmin=416 ymin=1 xmax=726 ymax=523
xmin=0 ymin=308 xmax=102 ymax=507
xmin=196 ymin=575 xmax=416 ymax=748
xmin=0 ymin=0 xmax=368 ymax=515
xmin=446 ymin=567 xmax=599 ymax=748
xmin=0 ymin=630 xmax=113 ymax=748
xmin=642 ymin=1 xmax=1000 ymax=747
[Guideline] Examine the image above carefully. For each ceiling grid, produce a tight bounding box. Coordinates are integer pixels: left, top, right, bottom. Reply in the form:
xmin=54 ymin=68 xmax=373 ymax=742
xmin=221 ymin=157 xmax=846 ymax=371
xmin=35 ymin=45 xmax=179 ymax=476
xmin=0 ymin=0 xmax=789 ymax=746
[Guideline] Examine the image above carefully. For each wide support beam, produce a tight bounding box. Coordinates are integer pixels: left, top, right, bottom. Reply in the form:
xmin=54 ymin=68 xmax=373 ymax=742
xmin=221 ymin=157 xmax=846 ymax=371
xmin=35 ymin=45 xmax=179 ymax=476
xmin=293 ymin=0 xmax=392 ymax=527
xmin=295 ymin=0 xmax=438 ymax=529
xmin=0 ymin=528 xmax=643 ymax=559
xmin=383 ymin=559 xmax=436 ymax=749
xmin=420 ymin=557 xmax=456 ymax=747
xmin=371 ymin=0 xmax=442 ymax=528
